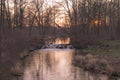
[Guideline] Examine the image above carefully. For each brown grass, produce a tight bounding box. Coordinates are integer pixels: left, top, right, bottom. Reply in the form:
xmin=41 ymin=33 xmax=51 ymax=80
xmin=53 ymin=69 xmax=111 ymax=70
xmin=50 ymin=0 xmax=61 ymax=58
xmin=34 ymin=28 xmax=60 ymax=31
xmin=74 ymin=54 xmax=114 ymax=76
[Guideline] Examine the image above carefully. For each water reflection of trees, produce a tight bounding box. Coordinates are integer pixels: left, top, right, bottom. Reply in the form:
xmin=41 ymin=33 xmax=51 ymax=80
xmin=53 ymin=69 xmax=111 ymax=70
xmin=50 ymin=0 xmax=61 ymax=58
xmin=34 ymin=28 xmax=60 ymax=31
xmin=23 ymin=50 xmax=111 ymax=80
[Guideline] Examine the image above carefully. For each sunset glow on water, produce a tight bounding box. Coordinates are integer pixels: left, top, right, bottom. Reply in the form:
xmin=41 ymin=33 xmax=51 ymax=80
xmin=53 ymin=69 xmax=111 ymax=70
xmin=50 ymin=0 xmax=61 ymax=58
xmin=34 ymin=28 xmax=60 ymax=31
xmin=23 ymin=49 xmax=109 ymax=80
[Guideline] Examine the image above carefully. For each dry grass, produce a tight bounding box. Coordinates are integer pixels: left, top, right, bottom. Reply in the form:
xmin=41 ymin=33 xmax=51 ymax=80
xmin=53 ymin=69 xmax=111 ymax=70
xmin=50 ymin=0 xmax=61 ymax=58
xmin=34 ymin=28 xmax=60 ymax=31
xmin=74 ymin=54 xmax=114 ymax=76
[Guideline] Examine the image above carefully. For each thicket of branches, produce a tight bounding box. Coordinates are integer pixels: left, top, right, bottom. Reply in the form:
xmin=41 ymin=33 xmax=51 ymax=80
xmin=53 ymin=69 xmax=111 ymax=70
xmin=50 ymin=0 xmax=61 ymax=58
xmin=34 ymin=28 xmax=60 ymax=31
xmin=0 ymin=0 xmax=120 ymax=61
xmin=64 ymin=0 xmax=120 ymax=41
xmin=0 ymin=0 xmax=119 ymax=42
xmin=0 ymin=0 xmax=119 ymax=48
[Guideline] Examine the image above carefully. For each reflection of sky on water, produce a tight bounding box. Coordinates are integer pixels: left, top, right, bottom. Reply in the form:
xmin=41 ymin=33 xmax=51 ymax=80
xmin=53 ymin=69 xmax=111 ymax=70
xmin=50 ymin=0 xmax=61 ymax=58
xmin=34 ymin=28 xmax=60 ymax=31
xmin=23 ymin=49 xmax=108 ymax=80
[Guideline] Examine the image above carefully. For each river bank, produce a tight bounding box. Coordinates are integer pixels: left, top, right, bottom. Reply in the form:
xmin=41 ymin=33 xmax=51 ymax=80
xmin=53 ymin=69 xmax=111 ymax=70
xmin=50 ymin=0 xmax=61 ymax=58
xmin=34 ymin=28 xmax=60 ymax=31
xmin=73 ymin=40 xmax=120 ymax=79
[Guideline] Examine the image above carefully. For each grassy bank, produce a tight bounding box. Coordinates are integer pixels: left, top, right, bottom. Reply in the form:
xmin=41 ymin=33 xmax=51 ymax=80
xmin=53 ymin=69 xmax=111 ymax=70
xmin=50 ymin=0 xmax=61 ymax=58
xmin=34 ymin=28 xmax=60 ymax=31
xmin=74 ymin=40 xmax=120 ymax=78
xmin=86 ymin=40 xmax=120 ymax=56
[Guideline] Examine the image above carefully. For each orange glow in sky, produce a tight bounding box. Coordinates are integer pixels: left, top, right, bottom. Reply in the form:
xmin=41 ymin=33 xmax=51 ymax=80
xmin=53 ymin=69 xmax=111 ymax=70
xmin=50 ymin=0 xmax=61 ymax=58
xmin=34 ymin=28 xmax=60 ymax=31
xmin=55 ymin=38 xmax=70 ymax=44
xmin=94 ymin=20 xmax=99 ymax=25
xmin=8 ymin=0 xmax=69 ymax=27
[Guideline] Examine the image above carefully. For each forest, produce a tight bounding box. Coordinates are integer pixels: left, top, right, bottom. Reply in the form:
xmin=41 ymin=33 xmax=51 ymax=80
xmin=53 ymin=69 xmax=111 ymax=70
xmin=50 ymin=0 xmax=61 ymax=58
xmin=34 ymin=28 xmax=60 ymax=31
xmin=0 ymin=0 xmax=120 ymax=80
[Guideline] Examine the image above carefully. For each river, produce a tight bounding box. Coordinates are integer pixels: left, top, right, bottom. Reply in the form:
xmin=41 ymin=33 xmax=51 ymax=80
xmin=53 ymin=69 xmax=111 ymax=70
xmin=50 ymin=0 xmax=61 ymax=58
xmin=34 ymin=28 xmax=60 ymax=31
xmin=22 ymin=49 xmax=109 ymax=80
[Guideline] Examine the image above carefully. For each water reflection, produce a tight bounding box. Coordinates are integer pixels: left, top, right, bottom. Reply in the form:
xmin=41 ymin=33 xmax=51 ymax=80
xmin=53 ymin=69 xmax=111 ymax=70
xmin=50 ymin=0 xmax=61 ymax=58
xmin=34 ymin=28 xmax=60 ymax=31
xmin=45 ymin=37 xmax=70 ymax=44
xmin=23 ymin=49 xmax=109 ymax=80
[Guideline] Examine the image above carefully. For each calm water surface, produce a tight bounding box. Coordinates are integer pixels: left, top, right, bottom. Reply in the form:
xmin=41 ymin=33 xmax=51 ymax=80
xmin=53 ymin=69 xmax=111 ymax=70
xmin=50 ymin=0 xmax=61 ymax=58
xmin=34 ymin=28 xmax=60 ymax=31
xmin=23 ymin=49 xmax=109 ymax=80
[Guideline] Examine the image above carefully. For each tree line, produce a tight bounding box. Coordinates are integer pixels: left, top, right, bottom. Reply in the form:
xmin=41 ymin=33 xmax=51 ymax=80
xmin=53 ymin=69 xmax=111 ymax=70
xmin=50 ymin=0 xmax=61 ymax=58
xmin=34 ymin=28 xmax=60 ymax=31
xmin=64 ymin=0 xmax=120 ymax=41
xmin=0 ymin=0 xmax=120 ymax=41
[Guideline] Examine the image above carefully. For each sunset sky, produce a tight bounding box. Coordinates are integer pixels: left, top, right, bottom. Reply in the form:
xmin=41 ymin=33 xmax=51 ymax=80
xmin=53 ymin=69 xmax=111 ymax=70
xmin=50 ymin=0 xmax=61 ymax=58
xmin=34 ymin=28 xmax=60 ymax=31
xmin=7 ymin=0 xmax=114 ymax=27
xmin=7 ymin=0 xmax=68 ymax=26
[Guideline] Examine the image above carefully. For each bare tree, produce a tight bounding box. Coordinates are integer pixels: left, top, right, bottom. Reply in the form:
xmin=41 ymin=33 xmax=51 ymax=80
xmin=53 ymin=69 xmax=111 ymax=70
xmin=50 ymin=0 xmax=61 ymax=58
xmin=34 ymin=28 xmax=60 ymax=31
xmin=19 ymin=0 xmax=27 ymax=29
xmin=0 ymin=0 xmax=5 ymax=58
xmin=5 ymin=0 xmax=12 ymax=32
xmin=14 ymin=0 xmax=19 ymax=28
xmin=34 ymin=0 xmax=44 ymax=34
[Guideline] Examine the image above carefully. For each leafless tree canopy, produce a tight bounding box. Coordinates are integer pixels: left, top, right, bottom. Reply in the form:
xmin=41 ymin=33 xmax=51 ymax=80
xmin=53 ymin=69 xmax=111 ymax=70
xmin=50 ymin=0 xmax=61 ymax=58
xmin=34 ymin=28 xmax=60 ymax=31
xmin=0 ymin=0 xmax=119 ymax=56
